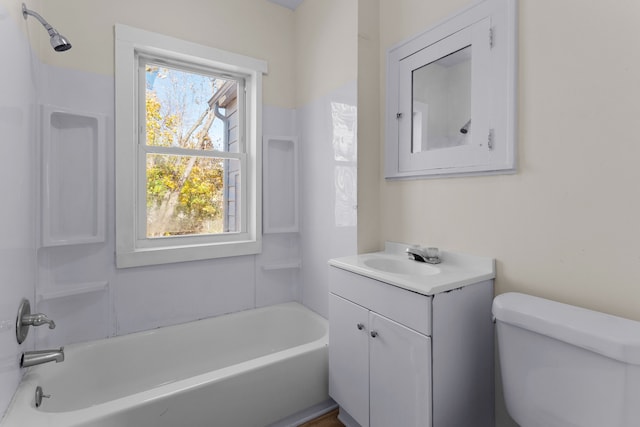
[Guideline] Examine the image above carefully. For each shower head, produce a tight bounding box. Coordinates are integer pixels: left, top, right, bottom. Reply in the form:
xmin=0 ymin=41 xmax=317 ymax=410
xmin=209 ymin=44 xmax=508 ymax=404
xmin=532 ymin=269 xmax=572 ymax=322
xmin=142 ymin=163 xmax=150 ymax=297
xmin=48 ymin=32 xmax=72 ymax=52
xmin=22 ymin=3 xmax=72 ymax=52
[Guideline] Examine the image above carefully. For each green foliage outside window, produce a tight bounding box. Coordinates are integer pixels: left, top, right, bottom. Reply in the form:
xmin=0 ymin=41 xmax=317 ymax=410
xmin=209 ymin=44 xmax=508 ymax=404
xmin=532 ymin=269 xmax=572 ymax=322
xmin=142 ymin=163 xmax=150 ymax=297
xmin=144 ymin=66 xmax=229 ymax=237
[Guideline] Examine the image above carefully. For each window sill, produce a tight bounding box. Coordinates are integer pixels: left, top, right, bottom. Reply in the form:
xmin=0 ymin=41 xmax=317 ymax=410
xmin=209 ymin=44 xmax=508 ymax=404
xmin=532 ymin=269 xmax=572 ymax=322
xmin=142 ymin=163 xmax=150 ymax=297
xmin=116 ymin=239 xmax=261 ymax=268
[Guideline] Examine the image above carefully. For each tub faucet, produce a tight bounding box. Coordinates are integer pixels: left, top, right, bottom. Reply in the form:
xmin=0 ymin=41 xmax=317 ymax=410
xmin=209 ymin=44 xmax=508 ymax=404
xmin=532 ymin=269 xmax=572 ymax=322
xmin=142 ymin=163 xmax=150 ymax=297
xmin=406 ymin=246 xmax=441 ymax=264
xmin=16 ymin=299 xmax=57 ymax=344
xmin=21 ymin=313 xmax=56 ymax=329
xmin=21 ymin=347 xmax=64 ymax=368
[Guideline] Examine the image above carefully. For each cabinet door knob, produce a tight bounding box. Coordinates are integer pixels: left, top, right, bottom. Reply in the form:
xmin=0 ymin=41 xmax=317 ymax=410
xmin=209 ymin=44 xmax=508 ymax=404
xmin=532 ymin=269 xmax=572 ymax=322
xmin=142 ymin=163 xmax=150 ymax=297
xmin=357 ymin=323 xmax=365 ymax=330
xmin=370 ymin=331 xmax=378 ymax=338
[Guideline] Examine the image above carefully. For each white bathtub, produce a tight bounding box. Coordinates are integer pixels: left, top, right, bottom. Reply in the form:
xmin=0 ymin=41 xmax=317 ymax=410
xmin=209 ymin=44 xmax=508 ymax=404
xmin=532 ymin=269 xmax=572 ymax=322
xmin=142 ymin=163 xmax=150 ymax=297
xmin=1 ymin=302 xmax=329 ymax=427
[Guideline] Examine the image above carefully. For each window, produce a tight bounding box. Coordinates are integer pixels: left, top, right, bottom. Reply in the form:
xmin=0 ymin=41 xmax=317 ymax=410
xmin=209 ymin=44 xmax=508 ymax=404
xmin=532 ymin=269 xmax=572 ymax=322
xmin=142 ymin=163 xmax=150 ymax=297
xmin=115 ymin=25 xmax=266 ymax=268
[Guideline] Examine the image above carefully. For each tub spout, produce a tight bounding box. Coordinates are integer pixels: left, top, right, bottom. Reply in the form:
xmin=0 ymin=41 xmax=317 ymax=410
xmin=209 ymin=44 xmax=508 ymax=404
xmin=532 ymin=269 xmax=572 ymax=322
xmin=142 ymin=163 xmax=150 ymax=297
xmin=21 ymin=347 xmax=64 ymax=368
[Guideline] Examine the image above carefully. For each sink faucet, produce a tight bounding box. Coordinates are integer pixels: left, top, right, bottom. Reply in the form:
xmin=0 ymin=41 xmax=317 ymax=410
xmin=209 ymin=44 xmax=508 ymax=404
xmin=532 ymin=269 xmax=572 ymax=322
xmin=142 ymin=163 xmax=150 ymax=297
xmin=406 ymin=246 xmax=441 ymax=264
xmin=21 ymin=347 xmax=64 ymax=368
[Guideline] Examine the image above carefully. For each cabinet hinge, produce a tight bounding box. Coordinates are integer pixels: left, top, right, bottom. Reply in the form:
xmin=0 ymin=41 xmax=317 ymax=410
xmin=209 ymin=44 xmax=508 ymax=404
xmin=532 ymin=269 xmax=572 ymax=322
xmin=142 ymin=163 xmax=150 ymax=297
xmin=489 ymin=27 xmax=495 ymax=48
xmin=487 ymin=129 xmax=494 ymax=150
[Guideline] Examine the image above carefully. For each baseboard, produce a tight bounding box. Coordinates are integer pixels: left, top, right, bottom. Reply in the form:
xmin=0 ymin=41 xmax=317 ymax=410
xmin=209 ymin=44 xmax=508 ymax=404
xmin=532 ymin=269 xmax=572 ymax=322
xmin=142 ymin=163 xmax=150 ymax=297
xmin=337 ymin=408 xmax=361 ymax=427
xmin=267 ymin=399 xmax=338 ymax=427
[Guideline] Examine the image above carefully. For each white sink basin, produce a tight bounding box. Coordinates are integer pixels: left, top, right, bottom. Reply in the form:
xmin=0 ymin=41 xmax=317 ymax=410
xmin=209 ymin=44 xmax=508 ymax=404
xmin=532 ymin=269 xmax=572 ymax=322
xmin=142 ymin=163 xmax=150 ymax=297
xmin=329 ymin=243 xmax=495 ymax=295
xmin=363 ymin=257 xmax=440 ymax=276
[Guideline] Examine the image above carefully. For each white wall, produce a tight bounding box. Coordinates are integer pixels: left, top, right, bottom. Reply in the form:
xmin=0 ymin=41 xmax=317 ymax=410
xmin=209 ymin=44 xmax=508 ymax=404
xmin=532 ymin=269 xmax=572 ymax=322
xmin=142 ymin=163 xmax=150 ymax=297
xmin=295 ymin=0 xmax=359 ymax=317
xmin=34 ymin=82 xmax=299 ymax=346
xmin=357 ymin=0 xmax=381 ymax=253
xmin=0 ymin=0 xmax=39 ymax=415
xmin=35 ymin=65 xmax=301 ymax=346
xmin=376 ymin=0 xmax=640 ymax=321
xmin=1 ymin=0 xmax=350 ymax=418
xmin=16 ymin=0 xmax=361 ymax=351
xmin=38 ymin=0 xmax=296 ymax=110
xmin=0 ymin=0 xmax=361 ymax=353
xmin=297 ymin=82 xmax=358 ymax=318
xmin=370 ymin=0 xmax=640 ymax=425
xmin=13 ymin=0 xmax=302 ymax=350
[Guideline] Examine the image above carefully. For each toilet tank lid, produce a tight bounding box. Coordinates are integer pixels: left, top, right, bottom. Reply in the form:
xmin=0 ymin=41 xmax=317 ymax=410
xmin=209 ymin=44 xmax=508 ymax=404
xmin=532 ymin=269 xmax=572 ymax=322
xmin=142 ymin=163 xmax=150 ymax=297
xmin=493 ymin=292 xmax=640 ymax=365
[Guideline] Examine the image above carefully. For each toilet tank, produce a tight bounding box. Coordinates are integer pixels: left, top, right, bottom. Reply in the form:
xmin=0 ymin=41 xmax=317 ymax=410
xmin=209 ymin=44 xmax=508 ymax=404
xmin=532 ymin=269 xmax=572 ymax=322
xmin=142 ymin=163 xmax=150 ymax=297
xmin=493 ymin=293 xmax=640 ymax=427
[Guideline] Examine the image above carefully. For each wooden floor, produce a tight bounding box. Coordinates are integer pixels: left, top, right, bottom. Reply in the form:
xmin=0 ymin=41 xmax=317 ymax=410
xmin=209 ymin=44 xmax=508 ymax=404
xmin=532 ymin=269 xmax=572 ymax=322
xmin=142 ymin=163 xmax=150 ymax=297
xmin=298 ymin=409 xmax=345 ymax=427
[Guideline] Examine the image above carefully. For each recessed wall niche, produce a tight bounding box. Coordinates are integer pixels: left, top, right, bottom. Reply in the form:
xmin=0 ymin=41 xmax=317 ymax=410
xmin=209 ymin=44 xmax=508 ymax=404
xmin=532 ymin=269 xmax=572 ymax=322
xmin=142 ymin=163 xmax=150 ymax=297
xmin=263 ymin=136 xmax=298 ymax=234
xmin=41 ymin=105 xmax=106 ymax=247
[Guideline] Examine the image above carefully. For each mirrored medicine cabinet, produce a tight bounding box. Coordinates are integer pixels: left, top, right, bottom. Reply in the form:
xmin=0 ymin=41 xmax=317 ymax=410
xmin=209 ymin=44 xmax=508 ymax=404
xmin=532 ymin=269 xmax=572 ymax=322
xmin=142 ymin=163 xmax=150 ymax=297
xmin=385 ymin=0 xmax=517 ymax=179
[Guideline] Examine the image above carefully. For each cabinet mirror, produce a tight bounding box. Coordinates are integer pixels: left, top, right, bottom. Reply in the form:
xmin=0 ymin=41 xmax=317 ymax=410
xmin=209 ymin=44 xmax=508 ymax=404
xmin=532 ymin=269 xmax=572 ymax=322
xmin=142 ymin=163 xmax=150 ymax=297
xmin=385 ymin=0 xmax=517 ymax=179
xmin=412 ymin=45 xmax=471 ymax=154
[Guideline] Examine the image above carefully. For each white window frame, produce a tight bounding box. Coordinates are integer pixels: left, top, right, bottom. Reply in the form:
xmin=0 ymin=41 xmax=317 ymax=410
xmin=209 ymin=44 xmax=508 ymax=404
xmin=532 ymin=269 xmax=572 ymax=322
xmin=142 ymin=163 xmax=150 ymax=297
xmin=115 ymin=24 xmax=266 ymax=268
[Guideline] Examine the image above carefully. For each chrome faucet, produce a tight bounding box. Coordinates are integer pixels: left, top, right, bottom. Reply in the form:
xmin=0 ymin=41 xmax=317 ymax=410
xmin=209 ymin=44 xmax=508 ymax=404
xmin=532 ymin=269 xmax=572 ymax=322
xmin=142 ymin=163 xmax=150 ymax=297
xmin=21 ymin=347 xmax=64 ymax=368
xmin=21 ymin=313 xmax=56 ymax=329
xmin=406 ymin=246 xmax=441 ymax=264
xmin=16 ymin=299 xmax=57 ymax=344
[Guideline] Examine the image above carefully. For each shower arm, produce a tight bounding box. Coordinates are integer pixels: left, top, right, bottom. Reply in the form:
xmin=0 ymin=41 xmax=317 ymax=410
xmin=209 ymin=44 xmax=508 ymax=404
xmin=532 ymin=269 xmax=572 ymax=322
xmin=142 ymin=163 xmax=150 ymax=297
xmin=21 ymin=3 xmax=71 ymax=52
xmin=22 ymin=4 xmax=57 ymax=37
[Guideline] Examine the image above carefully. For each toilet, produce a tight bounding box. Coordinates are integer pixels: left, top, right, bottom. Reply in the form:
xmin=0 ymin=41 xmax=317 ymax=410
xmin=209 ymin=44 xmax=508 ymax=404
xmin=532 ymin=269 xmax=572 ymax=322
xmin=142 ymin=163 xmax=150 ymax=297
xmin=493 ymin=292 xmax=640 ymax=427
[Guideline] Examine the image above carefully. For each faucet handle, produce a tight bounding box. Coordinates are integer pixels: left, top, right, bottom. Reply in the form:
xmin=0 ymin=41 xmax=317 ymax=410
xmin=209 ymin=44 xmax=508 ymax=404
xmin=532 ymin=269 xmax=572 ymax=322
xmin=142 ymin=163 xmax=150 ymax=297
xmin=16 ymin=299 xmax=56 ymax=344
xmin=425 ymin=247 xmax=440 ymax=259
xmin=23 ymin=313 xmax=56 ymax=329
xmin=405 ymin=246 xmax=441 ymax=264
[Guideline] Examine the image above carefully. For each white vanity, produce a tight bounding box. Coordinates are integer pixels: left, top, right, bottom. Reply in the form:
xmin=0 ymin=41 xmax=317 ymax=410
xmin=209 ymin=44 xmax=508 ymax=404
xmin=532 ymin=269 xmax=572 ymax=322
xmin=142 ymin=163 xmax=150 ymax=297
xmin=328 ymin=243 xmax=495 ymax=427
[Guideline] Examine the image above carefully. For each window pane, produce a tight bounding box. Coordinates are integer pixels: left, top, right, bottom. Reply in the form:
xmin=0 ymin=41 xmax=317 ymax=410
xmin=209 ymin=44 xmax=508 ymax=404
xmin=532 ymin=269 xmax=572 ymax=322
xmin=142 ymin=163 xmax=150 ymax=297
xmin=145 ymin=64 xmax=240 ymax=153
xmin=146 ymin=154 xmax=241 ymax=237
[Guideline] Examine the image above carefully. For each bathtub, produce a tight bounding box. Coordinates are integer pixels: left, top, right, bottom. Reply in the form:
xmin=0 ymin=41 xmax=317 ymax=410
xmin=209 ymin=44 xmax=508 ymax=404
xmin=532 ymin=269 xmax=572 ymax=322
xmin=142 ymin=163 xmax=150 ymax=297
xmin=1 ymin=302 xmax=329 ymax=427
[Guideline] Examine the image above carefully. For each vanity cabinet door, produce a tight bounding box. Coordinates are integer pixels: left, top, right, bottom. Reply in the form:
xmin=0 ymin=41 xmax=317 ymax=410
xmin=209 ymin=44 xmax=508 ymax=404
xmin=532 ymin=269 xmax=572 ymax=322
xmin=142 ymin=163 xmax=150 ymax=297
xmin=329 ymin=294 xmax=370 ymax=427
xmin=369 ymin=312 xmax=432 ymax=427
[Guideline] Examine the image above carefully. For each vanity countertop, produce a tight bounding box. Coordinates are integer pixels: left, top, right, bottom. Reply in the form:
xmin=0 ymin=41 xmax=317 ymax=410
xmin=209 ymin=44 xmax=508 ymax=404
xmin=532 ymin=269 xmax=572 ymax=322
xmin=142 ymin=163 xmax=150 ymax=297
xmin=328 ymin=242 xmax=495 ymax=296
